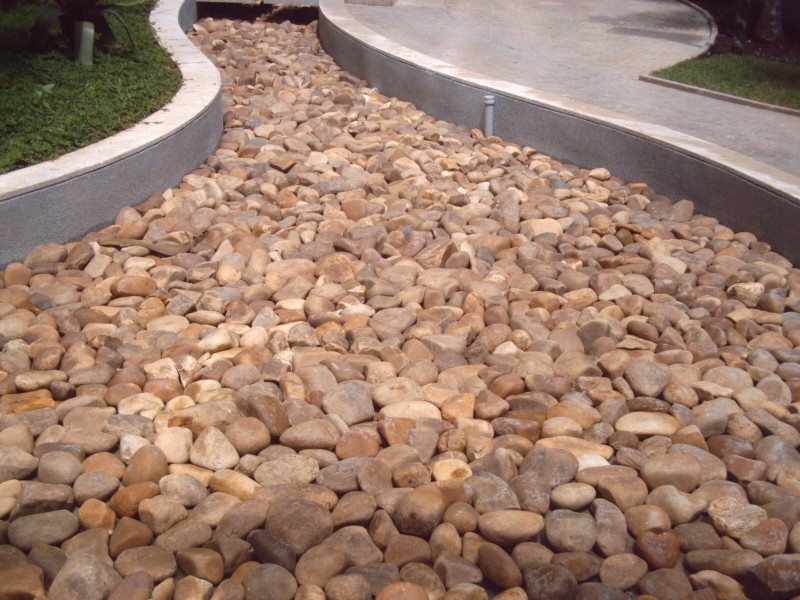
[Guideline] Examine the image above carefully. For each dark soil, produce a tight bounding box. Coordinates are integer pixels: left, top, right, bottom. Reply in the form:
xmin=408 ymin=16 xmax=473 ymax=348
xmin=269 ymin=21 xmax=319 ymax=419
xmin=196 ymin=3 xmax=319 ymax=25
xmin=691 ymin=0 xmax=800 ymax=63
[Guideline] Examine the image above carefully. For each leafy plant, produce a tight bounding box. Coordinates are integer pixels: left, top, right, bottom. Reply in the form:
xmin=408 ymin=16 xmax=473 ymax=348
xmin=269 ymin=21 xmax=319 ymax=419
xmin=31 ymin=82 xmax=55 ymax=108
xmin=31 ymin=0 xmax=145 ymax=58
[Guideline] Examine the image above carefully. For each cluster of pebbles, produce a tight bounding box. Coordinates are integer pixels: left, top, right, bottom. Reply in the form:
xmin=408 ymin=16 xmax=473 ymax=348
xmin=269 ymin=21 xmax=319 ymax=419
xmin=2 ymin=12 xmax=800 ymax=600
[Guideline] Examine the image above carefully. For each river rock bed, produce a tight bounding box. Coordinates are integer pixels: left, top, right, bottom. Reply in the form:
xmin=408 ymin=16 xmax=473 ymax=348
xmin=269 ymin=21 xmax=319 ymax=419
xmin=1 ymin=12 xmax=800 ymax=600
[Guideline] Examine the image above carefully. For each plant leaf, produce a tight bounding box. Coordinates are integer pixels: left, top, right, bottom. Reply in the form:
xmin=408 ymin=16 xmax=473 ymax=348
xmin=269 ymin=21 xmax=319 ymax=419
xmin=101 ymin=9 xmax=136 ymax=52
xmin=101 ymin=0 xmax=146 ymax=7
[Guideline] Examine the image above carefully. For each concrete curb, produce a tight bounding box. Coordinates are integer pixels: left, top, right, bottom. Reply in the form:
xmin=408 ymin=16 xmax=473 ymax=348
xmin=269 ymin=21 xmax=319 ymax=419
xmin=0 ymin=0 xmax=222 ymax=267
xmin=676 ymin=0 xmax=719 ymax=51
xmin=318 ymin=0 xmax=800 ymax=265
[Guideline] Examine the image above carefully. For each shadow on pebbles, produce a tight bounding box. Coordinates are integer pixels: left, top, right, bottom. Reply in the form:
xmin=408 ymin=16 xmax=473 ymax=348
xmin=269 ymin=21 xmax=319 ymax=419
xmin=2 ymin=12 xmax=800 ymax=600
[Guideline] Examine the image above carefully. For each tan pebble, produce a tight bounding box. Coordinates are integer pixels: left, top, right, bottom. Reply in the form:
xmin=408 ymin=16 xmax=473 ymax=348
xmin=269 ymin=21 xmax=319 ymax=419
xmin=83 ymin=452 xmax=125 ymax=479
xmin=684 ymin=548 xmax=764 ymax=578
xmin=208 ymin=469 xmax=261 ymax=500
xmin=138 ymin=496 xmax=187 ymax=535
xmin=550 ymin=482 xmax=596 ymax=510
xmin=738 ymin=517 xmax=788 ymax=556
xmin=123 ymin=444 xmax=169 ymax=486
xmin=393 ymin=484 xmax=448 ymax=538
xmin=335 ymin=428 xmax=381 ymax=459
xmin=78 ymin=498 xmax=117 ymax=531
xmin=376 ymin=581 xmax=429 ymax=600
xmin=688 ymin=570 xmax=747 ymax=600
xmin=176 ymin=548 xmax=225 ymax=584
xmin=708 ymin=496 xmax=768 ymax=539
xmin=477 ymin=510 xmax=544 ymax=546
xmin=598 ymin=553 xmax=648 ymax=590
xmin=596 ymin=475 xmax=648 ymax=512
xmin=380 ymin=401 xmax=442 ymax=421
xmin=111 ymin=276 xmax=157 ymax=298
xmin=114 ymin=545 xmax=177 ymax=582
xmin=646 ymin=485 xmax=707 ymax=525
xmin=640 ymin=453 xmax=703 ymax=492
xmin=109 ymin=516 xmax=154 ymax=558
xmin=624 ymin=504 xmax=672 ymax=537
xmin=107 ymin=571 xmax=155 ymax=600
xmin=108 ymin=481 xmax=160 ymax=518
xmin=614 ymin=412 xmax=681 ymax=436
xmin=431 ymin=458 xmax=473 ymax=482
xmin=173 ymin=575 xmax=213 ymax=600
xmin=534 ymin=436 xmax=614 ymax=459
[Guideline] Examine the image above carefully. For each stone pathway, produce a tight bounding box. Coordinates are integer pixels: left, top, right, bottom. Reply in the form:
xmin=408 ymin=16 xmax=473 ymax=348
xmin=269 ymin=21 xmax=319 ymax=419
xmin=1 ymin=12 xmax=800 ymax=600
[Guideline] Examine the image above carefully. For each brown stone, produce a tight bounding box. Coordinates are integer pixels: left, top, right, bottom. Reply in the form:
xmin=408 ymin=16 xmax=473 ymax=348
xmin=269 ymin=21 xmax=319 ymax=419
xmin=108 ymin=481 xmax=160 ymax=518
xmin=478 ymin=510 xmax=545 ymax=546
xmin=384 ymin=534 xmax=432 ymax=568
xmin=685 ymin=549 xmax=764 ymax=578
xmin=738 ymin=517 xmax=788 ymax=556
xmin=123 ymin=444 xmax=169 ymax=486
xmin=743 ymin=554 xmax=800 ymax=600
xmin=109 ymin=516 xmax=154 ymax=558
xmin=522 ymin=562 xmax=578 ymax=600
xmin=635 ymin=531 xmax=681 ymax=569
xmin=176 ymin=548 xmax=225 ymax=584
xmin=265 ymin=498 xmax=333 ymax=555
xmin=637 ymin=568 xmax=693 ymax=600
xmin=393 ymin=484 xmax=447 ymax=538
xmin=114 ymin=546 xmax=177 ymax=582
xmin=599 ymin=553 xmax=647 ymax=590
xmin=597 ymin=475 xmax=648 ymax=511
xmin=0 ymin=547 xmax=46 ymax=599
xmin=375 ymin=581 xmax=429 ymax=600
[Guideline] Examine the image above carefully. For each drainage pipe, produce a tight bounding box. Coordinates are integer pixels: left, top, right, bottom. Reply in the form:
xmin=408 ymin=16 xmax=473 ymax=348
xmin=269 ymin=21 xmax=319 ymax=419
xmin=483 ymin=94 xmax=495 ymax=137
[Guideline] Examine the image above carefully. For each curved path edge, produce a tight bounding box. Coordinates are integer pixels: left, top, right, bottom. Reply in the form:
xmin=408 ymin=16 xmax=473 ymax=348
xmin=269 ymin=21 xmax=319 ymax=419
xmin=319 ymin=0 xmax=800 ymax=265
xmin=0 ymin=0 xmax=222 ymax=267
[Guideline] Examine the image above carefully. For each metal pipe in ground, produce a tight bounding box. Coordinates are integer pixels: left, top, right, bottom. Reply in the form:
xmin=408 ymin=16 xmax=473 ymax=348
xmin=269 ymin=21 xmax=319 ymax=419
xmin=483 ymin=94 xmax=495 ymax=137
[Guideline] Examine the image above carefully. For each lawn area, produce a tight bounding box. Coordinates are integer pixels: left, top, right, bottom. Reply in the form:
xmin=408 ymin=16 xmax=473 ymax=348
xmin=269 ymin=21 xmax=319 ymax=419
xmin=0 ymin=0 xmax=182 ymax=175
xmin=652 ymin=53 xmax=800 ymax=112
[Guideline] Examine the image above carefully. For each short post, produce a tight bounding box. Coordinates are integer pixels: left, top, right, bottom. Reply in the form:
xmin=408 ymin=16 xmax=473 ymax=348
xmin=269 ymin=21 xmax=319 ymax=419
xmin=75 ymin=20 xmax=95 ymax=66
xmin=483 ymin=94 xmax=495 ymax=137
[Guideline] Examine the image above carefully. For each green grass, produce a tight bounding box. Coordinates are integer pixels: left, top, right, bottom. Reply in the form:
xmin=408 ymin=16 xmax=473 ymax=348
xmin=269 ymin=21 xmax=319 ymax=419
xmin=0 ymin=0 xmax=182 ymax=174
xmin=652 ymin=53 xmax=800 ymax=112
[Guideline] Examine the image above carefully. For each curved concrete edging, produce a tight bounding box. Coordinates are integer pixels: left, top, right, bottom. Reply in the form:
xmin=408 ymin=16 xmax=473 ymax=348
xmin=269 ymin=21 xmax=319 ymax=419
xmin=0 ymin=0 xmax=222 ymax=267
xmin=318 ymin=0 xmax=800 ymax=265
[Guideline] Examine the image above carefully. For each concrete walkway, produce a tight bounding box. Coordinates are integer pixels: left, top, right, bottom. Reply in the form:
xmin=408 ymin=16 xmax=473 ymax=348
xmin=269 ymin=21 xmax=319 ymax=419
xmin=319 ymin=0 xmax=800 ymax=262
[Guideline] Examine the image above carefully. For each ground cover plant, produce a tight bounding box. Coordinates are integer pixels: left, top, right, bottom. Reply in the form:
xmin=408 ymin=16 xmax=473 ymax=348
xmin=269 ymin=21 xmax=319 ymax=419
xmin=652 ymin=0 xmax=800 ymax=111
xmin=652 ymin=53 xmax=800 ymax=111
xmin=0 ymin=0 xmax=181 ymax=174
